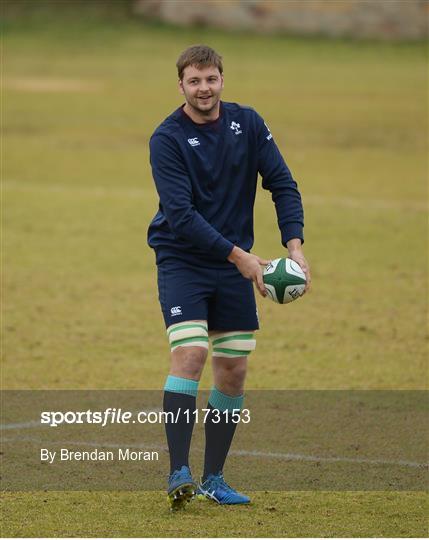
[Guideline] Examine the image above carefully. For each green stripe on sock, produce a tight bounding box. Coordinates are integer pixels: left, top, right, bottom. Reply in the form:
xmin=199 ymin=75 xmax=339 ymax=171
xmin=164 ymin=375 xmax=199 ymax=397
xmin=208 ymin=387 xmax=244 ymax=412
xmin=171 ymin=336 xmax=209 ymax=347
xmin=167 ymin=323 xmax=207 ymax=337
xmin=212 ymin=333 xmax=253 ymax=345
xmin=212 ymin=347 xmax=249 ymax=356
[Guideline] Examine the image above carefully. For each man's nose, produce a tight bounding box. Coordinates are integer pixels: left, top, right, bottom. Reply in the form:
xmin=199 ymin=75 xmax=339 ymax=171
xmin=199 ymin=80 xmax=209 ymax=92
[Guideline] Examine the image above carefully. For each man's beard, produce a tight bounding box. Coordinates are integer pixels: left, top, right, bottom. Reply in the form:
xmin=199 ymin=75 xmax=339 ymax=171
xmin=188 ymin=94 xmax=220 ymax=116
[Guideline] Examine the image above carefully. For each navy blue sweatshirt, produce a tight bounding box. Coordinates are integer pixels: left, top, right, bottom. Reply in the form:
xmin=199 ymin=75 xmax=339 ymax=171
xmin=147 ymin=101 xmax=303 ymax=267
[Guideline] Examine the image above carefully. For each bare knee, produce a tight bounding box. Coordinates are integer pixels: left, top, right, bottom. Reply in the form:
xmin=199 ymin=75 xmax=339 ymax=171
xmin=170 ymin=346 xmax=208 ymax=381
xmin=213 ymin=357 xmax=248 ymax=395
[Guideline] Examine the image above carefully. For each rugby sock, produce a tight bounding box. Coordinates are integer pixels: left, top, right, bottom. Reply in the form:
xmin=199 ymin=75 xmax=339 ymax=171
xmin=203 ymin=387 xmax=244 ymax=480
xmin=163 ymin=375 xmax=199 ymax=474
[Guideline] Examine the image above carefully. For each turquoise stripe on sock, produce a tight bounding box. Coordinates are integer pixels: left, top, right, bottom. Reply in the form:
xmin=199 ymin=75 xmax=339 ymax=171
xmin=164 ymin=375 xmax=199 ymax=397
xmin=208 ymin=387 xmax=244 ymax=412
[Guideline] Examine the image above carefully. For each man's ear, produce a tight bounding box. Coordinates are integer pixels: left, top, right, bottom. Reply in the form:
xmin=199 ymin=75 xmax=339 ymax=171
xmin=221 ymin=75 xmax=224 ymax=89
xmin=178 ymin=79 xmax=184 ymax=95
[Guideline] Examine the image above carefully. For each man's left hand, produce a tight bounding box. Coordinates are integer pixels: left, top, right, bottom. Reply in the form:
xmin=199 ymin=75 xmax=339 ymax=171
xmin=286 ymin=239 xmax=311 ymax=293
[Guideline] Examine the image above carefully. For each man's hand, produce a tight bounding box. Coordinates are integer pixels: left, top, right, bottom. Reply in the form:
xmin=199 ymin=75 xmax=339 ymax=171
xmin=286 ymin=238 xmax=311 ymax=293
xmin=227 ymin=246 xmax=270 ymax=297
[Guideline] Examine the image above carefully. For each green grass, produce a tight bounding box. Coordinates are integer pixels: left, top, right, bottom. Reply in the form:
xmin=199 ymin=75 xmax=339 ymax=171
xmin=2 ymin=5 xmax=428 ymax=537
xmin=2 ymin=491 xmax=428 ymax=537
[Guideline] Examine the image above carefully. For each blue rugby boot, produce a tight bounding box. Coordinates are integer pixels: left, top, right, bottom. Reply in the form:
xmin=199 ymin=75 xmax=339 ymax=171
xmin=167 ymin=465 xmax=197 ymax=511
xmin=197 ymin=472 xmax=250 ymax=505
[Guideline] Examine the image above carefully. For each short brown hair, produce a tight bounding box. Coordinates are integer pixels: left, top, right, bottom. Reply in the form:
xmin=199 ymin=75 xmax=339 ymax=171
xmin=176 ymin=45 xmax=223 ymax=80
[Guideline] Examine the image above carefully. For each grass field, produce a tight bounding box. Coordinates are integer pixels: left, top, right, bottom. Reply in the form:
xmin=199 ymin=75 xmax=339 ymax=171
xmin=2 ymin=3 xmax=428 ymax=537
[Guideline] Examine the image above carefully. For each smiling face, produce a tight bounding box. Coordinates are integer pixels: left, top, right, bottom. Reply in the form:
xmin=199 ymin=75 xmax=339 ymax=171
xmin=179 ymin=64 xmax=224 ymax=123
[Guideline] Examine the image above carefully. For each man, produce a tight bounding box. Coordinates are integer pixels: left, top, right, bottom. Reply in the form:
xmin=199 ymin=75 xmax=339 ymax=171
xmin=147 ymin=45 xmax=310 ymax=510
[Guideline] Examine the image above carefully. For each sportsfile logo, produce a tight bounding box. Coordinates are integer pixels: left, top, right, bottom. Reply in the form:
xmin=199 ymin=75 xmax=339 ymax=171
xmin=230 ymin=121 xmax=242 ymax=135
xmin=170 ymin=306 xmax=182 ymax=316
xmin=187 ymin=137 xmax=200 ymax=147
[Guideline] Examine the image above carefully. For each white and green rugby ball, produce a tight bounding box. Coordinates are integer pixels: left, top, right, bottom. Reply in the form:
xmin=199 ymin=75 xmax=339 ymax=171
xmin=263 ymin=258 xmax=306 ymax=304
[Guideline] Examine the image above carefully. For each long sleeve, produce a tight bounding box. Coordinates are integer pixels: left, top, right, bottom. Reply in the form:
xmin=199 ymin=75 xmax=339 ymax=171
xmin=150 ymin=134 xmax=234 ymax=260
xmin=256 ymin=114 xmax=304 ymax=245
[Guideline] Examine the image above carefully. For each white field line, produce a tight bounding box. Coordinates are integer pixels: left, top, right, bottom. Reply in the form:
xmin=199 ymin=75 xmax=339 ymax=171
xmin=3 ymin=78 xmax=102 ymax=93
xmin=3 ymin=180 xmax=146 ymax=200
xmin=2 ymin=435 xmax=427 ymax=469
xmin=1 ymin=420 xmax=40 ymax=430
xmin=231 ymin=449 xmax=428 ymax=469
xmin=304 ymin=194 xmax=427 ymax=213
xmin=4 ymin=180 xmax=427 ymax=213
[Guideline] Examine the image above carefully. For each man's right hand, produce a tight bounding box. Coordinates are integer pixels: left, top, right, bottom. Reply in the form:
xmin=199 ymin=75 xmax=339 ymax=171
xmin=227 ymin=246 xmax=270 ymax=297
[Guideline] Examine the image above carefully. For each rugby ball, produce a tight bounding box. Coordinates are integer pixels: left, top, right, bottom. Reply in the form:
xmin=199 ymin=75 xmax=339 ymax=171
xmin=263 ymin=258 xmax=306 ymax=304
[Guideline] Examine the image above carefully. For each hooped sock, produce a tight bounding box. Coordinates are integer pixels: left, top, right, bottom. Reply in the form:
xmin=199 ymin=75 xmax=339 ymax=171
xmin=163 ymin=375 xmax=199 ymax=474
xmin=203 ymin=387 xmax=244 ymax=480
